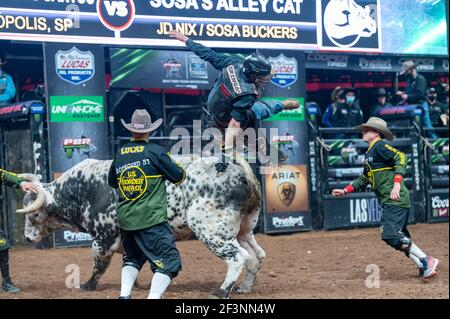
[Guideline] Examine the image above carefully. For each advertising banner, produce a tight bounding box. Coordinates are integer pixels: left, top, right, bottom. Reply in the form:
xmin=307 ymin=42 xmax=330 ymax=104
xmin=323 ymin=192 xmax=416 ymax=230
xmin=54 ymin=229 xmax=93 ymax=248
xmin=50 ymin=96 xmax=104 ymax=122
xmin=306 ymin=53 xmax=352 ymax=70
xmin=44 ymin=43 xmax=109 ymax=247
xmin=306 ymin=54 xmax=449 ymax=73
xmin=260 ymin=51 xmax=311 ymax=233
xmin=110 ymin=48 xmax=218 ymax=89
xmin=427 ymin=189 xmax=449 ymax=223
xmin=0 ymin=0 xmax=318 ymax=50
xmin=0 ymin=0 xmax=447 ymax=54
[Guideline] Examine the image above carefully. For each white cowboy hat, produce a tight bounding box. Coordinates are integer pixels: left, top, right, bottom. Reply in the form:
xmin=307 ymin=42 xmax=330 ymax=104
xmin=354 ymin=117 xmax=394 ymax=141
xmin=120 ymin=109 xmax=163 ymax=134
xmin=399 ymin=60 xmax=416 ymax=75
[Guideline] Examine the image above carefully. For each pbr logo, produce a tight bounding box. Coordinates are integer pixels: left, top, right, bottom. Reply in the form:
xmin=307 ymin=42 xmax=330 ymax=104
xmin=55 ymin=47 xmax=95 ymax=86
xmin=273 ymin=133 xmax=299 ymax=160
xmin=163 ymin=56 xmax=182 ymax=79
xmin=97 ymin=0 xmax=136 ymax=32
xmin=63 ymin=136 xmax=97 ymax=159
xmin=269 ymin=54 xmax=298 ymax=88
xmin=322 ymin=0 xmax=379 ymax=49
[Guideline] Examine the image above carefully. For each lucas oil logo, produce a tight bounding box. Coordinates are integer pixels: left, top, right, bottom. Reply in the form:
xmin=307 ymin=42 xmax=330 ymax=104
xmin=322 ymin=0 xmax=379 ymax=49
xmin=269 ymin=54 xmax=298 ymax=88
xmin=55 ymin=47 xmax=95 ymax=85
xmin=119 ymin=166 xmax=148 ymax=201
xmin=97 ymin=0 xmax=136 ymax=32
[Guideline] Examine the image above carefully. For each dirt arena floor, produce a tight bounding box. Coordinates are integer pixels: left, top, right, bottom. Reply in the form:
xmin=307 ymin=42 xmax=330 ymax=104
xmin=2 ymin=223 xmax=448 ymax=299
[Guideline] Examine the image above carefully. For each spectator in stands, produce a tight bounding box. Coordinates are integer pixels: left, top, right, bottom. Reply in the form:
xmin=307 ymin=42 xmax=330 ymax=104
xmin=441 ymin=83 xmax=449 ymax=115
xmin=442 ymin=84 xmax=449 ymax=127
xmin=332 ymin=87 xmax=364 ymax=128
xmin=321 ymin=87 xmax=345 ymax=128
xmin=370 ymin=88 xmax=392 ymax=116
xmin=0 ymin=58 xmax=16 ymax=107
xmin=421 ymin=88 xmax=448 ymax=138
xmin=436 ymin=80 xmax=448 ymax=104
xmin=396 ymin=61 xmax=427 ymax=105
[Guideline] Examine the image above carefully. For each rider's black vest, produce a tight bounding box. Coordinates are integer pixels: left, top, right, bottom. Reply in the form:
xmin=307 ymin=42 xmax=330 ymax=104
xmin=207 ymin=64 xmax=258 ymax=122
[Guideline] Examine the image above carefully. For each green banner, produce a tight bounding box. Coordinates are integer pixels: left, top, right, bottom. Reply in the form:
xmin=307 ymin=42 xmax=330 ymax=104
xmin=50 ymin=96 xmax=104 ymax=123
xmin=262 ymin=97 xmax=305 ymax=122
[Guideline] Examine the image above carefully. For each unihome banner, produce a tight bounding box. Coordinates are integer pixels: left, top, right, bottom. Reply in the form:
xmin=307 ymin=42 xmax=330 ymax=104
xmin=50 ymin=96 xmax=104 ymax=123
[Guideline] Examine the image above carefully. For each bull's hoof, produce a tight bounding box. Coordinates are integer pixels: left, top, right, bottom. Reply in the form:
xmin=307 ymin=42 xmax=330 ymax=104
xmin=208 ymin=289 xmax=229 ymax=299
xmin=80 ymin=281 xmax=97 ymax=291
xmin=234 ymin=285 xmax=252 ymax=294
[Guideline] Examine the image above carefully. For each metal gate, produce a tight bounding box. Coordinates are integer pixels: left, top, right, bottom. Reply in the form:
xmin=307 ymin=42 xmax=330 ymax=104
xmin=0 ymin=101 xmax=48 ymax=245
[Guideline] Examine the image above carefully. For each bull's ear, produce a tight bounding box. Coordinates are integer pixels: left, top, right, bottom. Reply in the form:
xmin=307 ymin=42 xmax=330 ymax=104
xmin=47 ymin=203 xmax=59 ymax=214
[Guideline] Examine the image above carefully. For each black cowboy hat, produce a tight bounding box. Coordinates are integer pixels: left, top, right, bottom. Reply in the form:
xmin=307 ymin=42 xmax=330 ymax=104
xmin=375 ymin=88 xmax=387 ymax=97
xmin=343 ymin=87 xmax=357 ymax=96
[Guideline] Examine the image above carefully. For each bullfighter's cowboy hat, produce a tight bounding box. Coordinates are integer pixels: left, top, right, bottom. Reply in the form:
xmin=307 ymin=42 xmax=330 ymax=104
xmin=354 ymin=117 xmax=394 ymax=141
xmin=121 ymin=109 xmax=162 ymax=134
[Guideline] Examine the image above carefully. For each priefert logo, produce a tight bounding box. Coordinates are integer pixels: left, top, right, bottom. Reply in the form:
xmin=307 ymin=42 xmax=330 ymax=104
xmin=432 ymin=196 xmax=449 ymax=209
xmin=272 ymin=216 xmax=304 ymax=228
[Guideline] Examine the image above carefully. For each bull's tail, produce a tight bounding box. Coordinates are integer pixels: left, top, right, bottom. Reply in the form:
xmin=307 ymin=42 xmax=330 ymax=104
xmin=234 ymin=152 xmax=262 ymax=214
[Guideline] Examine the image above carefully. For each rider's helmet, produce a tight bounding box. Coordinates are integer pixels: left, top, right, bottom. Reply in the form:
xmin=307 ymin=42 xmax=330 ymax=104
xmin=242 ymin=53 xmax=273 ymax=89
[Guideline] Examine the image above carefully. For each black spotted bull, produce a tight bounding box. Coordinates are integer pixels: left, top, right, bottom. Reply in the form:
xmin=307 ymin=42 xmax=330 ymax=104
xmin=18 ymin=156 xmax=265 ymax=299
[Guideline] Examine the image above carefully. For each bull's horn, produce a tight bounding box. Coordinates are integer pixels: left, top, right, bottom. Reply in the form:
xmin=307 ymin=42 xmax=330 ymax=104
xmin=16 ymin=188 xmax=46 ymax=214
xmin=18 ymin=173 xmax=41 ymax=183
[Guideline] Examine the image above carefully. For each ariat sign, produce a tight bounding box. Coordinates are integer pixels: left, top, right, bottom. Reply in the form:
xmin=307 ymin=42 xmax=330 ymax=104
xmin=50 ymin=96 xmax=104 ymax=123
xmin=264 ymin=165 xmax=309 ymax=217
